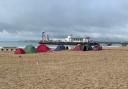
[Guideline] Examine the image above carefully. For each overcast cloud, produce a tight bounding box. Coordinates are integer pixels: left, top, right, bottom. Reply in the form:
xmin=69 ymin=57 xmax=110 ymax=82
xmin=0 ymin=0 xmax=128 ymax=41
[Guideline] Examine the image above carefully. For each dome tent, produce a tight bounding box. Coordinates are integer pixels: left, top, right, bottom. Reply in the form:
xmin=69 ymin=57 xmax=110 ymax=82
xmin=15 ymin=48 xmax=25 ymax=54
xmin=24 ymin=45 xmax=36 ymax=53
xmin=83 ymin=44 xmax=93 ymax=51
xmin=54 ymin=45 xmax=65 ymax=51
xmin=93 ymin=44 xmax=102 ymax=51
xmin=36 ymin=44 xmax=49 ymax=53
xmin=72 ymin=44 xmax=83 ymax=51
xmin=65 ymin=46 xmax=69 ymax=50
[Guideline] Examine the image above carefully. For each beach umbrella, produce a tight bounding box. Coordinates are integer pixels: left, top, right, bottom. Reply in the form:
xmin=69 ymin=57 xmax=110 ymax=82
xmin=54 ymin=45 xmax=65 ymax=51
xmin=24 ymin=45 xmax=36 ymax=53
xmin=36 ymin=44 xmax=49 ymax=52
xmin=15 ymin=48 xmax=25 ymax=54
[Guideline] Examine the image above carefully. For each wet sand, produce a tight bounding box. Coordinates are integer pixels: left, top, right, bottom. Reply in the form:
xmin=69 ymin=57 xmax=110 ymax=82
xmin=0 ymin=47 xmax=128 ymax=89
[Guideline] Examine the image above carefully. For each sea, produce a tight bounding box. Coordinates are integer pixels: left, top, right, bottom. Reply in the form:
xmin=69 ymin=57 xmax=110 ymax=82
xmin=0 ymin=41 xmax=38 ymax=48
xmin=0 ymin=41 xmax=122 ymax=49
xmin=0 ymin=41 xmax=74 ymax=49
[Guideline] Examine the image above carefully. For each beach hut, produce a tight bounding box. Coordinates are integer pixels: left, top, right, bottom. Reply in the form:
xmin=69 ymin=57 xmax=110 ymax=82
xmin=24 ymin=45 xmax=36 ymax=53
xmin=54 ymin=45 xmax=65 ymax=51
xmin=36 ymin=44 xmax=49 ymax=53
xmin=83 ymin=44 xmax=93 ymax=51
xmin=15 ymin=48 xmax=25 ymax=54
xmin=72 ymin=44 xmax=83 ymax=51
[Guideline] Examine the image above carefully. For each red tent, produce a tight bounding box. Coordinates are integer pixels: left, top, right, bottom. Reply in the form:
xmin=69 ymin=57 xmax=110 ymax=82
xmin=15 ymin=48 xmax=25 ymax=54
xmin=36 ymin=44 xmax=49 ymax=53
xmin=72 ymin=44 xmax=83 ymax=51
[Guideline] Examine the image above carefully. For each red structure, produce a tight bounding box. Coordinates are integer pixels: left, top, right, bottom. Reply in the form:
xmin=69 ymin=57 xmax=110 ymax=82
xmin=36 ymin=44 xmax=49 ymax=52
xmin=42 ymin=32 xmax=49 ymax=42
xmin=15 ymin=48 xmax=25 ymax=54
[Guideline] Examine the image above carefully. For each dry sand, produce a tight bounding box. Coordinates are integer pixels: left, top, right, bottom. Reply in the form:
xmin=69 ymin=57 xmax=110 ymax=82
xmin=0 ymin=47 xmax=128 ymax=89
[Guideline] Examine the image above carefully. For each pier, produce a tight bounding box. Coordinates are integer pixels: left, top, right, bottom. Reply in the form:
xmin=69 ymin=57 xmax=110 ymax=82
xmin=39 ymin=40 xmax=128 ymax=46
xmin=39 ymin=41 xmax=99 ymax=46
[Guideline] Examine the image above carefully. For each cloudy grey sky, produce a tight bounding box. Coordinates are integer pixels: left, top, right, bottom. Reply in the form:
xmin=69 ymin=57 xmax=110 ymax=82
xmin=0 ymin=0 xmax=128 ymax=41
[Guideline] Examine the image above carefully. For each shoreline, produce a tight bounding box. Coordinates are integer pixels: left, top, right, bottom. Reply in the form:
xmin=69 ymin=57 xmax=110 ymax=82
xmin=0 ymin=46 xmax=127 ymax=53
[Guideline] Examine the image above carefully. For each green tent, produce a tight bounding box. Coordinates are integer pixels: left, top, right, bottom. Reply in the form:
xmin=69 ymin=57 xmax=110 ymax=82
xmin=83 ymin=44 xmax=92 ymax=51
xmin=24 ymin=45 xmax=36 ymax=53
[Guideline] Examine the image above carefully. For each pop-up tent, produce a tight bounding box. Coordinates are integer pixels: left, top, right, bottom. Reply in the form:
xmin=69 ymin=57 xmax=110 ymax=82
xmin=24 ymin=45 xmax=36 ymax=53
xmin=65 ymin=46 xmax=69 ymax=50
xmin=93 ymin=45 xmax=102 ymax=51
xmin=72 ymin=44 xmax=83 ymax=51
xmin=15 ymin=48 xmax=25 ymax=54
xmin=36 ymin=44 xmax=49 ymax=52
xmin=83 ymin=44 xmax=93 ymax=51
xmin=54 ymin=45 xmax=65 ymax=51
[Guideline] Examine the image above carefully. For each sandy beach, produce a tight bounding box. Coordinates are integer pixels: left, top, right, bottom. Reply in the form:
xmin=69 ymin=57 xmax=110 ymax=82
xmin=0 ymin=47 xmax=128 ymax=89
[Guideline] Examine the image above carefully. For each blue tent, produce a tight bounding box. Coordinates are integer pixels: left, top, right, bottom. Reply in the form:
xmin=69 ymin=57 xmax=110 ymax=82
xmin=54 ymin=45 xmax=65 ymax=51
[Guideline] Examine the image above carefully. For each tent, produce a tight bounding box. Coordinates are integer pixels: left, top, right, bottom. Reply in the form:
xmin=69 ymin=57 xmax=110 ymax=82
xmin=15 ymin=48 xmax=25 ymax=54
xmin=72 ymin=44 xmax=83 ymax=51
xmin=24 ymin=45 xmax=36 ymax=53
xmin=54 ymin=45 xmax=65 ymax=51
xmin=93 ymin=45 xmax=102 ymax=51
xmin=83 ymin=44 xmax=93 ymax=51
xmin=65 ymin=46 xmax=69 ymax=50
xmin=36 ymin=44 xmax=49 ymax=52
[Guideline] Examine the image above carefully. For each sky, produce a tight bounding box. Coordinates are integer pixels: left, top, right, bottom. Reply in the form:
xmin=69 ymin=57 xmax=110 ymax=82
xmin=0 ymin=0 xmax=128 ymax=41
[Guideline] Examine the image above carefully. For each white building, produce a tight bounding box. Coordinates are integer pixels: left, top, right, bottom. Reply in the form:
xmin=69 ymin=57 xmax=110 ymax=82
xmin=64 ymin=35 xmax=91 ymax=42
